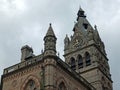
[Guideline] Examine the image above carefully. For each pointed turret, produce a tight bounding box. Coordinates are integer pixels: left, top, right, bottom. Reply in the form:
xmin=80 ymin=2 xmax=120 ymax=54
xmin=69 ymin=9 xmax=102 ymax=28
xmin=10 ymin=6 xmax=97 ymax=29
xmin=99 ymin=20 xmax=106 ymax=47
xmin=44 ymin=23 xmax=57 ymax=56
xmin=64 ymin=34 xmax=70 ymax=50
xmin=94 ymin=25 xmax=101 ymax=40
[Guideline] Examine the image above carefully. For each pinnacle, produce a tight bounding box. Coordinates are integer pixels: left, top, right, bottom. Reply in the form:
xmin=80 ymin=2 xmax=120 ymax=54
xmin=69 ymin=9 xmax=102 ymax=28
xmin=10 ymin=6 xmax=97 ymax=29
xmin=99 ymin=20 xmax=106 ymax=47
xmin=50 ymin=23 xmax=52 ymax=26
xmin=94 ymin=25 xmax=97 ymax=30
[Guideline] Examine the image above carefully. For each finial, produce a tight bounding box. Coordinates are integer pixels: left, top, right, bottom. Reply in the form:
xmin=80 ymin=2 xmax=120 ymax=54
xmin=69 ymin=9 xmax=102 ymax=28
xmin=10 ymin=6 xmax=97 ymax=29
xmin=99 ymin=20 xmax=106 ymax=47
xmin=94 ymin=25 xmax=97 ymax=30
xmin=50 ymin=23 xmax=52 ymax=26
xmin=58 ymin=52 xmax=60 ymax=57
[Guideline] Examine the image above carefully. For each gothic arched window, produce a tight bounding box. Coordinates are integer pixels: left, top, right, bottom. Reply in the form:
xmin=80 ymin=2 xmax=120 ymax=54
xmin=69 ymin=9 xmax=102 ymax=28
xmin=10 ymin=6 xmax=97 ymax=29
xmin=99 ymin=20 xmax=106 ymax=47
xmin=77 ymin=55 xmax=83 ymax=68
xmin=58 ymin=82 xmax=66 ymax=90
xmin=85 ymin=52 xmax=91 ymax=66
xmin=24 ymin=80 xmax=37 ymax=90
xmin=70 ymin=57 xmax=76 ymax=70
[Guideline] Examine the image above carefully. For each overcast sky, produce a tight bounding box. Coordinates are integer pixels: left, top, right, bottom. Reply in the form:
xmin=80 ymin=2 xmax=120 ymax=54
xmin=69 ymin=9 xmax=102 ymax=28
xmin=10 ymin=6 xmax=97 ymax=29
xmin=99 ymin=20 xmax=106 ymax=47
xmin=0 ymin=0 xmax=120 ymax=89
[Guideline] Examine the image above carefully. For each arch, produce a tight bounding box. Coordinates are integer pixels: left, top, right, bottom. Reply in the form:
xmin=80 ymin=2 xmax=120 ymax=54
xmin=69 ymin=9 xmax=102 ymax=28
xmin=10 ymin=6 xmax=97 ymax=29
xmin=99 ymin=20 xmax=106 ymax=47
xmin=70 ymin=57 xmax=76 ymax=70
xmin=21 ymin=75 xmax=40 ymax=90
xmin=56 ymin=77 xmax=68 ymax=90
xmin=58 ymin=82 xmax=66 ymax=90
xmin=77 ymin=54 xmax=83 ymax=69
xmin=24 ymin=80 xmax=36 ymax=90
xmin=85 ymin=52 xmax=91 ymax=66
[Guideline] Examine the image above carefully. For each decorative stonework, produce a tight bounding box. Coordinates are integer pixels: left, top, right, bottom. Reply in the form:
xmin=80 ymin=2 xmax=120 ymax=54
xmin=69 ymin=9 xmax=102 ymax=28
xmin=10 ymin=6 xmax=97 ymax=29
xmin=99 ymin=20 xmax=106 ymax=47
xmin=3 ymin=64 xmax=42 ymax=82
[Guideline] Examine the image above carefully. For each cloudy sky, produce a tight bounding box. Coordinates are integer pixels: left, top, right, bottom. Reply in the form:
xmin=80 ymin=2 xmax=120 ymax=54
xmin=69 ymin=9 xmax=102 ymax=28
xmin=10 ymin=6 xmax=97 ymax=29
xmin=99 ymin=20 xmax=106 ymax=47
xmin=0 ymin=0 xmax=120 ymax=89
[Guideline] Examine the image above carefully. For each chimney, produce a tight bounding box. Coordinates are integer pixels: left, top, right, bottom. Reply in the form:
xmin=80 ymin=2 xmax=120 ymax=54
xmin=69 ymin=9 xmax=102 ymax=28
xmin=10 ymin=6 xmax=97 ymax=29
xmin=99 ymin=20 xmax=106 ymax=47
xmin=21 ymin=45 xmax=35 ymax=62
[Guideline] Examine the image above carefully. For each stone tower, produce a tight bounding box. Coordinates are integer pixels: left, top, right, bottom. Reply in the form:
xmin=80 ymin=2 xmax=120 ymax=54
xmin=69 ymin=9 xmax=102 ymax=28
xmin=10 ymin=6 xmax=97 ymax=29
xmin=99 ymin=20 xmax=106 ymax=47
xmin=64 ymin=8 xmax=113 ymax=90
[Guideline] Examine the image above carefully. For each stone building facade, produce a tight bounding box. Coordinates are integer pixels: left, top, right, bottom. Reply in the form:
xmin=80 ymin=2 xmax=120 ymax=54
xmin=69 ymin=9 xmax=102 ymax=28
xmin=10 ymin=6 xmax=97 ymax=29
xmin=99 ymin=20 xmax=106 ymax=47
xmin=0 ymin=8 xmax=112 ymax=90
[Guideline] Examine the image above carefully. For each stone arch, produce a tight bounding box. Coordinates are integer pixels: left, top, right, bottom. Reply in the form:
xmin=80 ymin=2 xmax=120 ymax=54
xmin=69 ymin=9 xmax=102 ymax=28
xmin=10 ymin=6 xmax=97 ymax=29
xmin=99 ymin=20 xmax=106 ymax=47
xmin=70 ymin=57 xmax=76 ymax=70
xmin=77 ymin=54 xmax=83 ymax=68
xmin=21 ymin=75 xmax=40 ymax=90
xmin=56 ymin=77 xmax=68 ymax=90
xmin=58 ymin=82 xmax=66 ymax=90
xmin=85 ymin=52 xmax=91 ymax=66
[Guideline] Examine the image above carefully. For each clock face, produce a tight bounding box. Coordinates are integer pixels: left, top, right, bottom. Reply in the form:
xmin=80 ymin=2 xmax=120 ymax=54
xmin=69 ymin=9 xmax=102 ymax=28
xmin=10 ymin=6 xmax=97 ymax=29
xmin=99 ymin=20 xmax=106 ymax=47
xmin=73 ymin=38 xmax=83 ymax=48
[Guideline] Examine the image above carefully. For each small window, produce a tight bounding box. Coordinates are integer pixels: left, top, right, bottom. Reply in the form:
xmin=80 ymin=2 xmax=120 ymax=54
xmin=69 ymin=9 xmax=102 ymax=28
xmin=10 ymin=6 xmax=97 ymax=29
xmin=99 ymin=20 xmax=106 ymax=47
xmin=83 ymin=23 xmax=88 ymax=29
xmin=70 ymin=57 xmax=76 ymax=70
xmin=77 ymin=55 xmax=83 ymax=69
xmin=85 ymin=52 xmax=91 ymax=66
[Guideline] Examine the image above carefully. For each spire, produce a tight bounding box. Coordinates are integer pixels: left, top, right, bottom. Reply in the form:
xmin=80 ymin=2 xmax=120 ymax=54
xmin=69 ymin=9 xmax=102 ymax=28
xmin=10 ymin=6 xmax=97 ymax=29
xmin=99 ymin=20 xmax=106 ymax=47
xmin=77 ymin=7 xmax=86 ymax=21
xmin=45 ymin=23 xmax=56 ymax=37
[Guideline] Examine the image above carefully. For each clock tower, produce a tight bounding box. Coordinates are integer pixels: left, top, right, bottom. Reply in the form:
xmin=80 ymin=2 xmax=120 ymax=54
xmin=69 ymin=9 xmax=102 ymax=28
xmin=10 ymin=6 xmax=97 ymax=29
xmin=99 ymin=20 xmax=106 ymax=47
xmin=64 ymin=8 xmax=113 ymax=90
